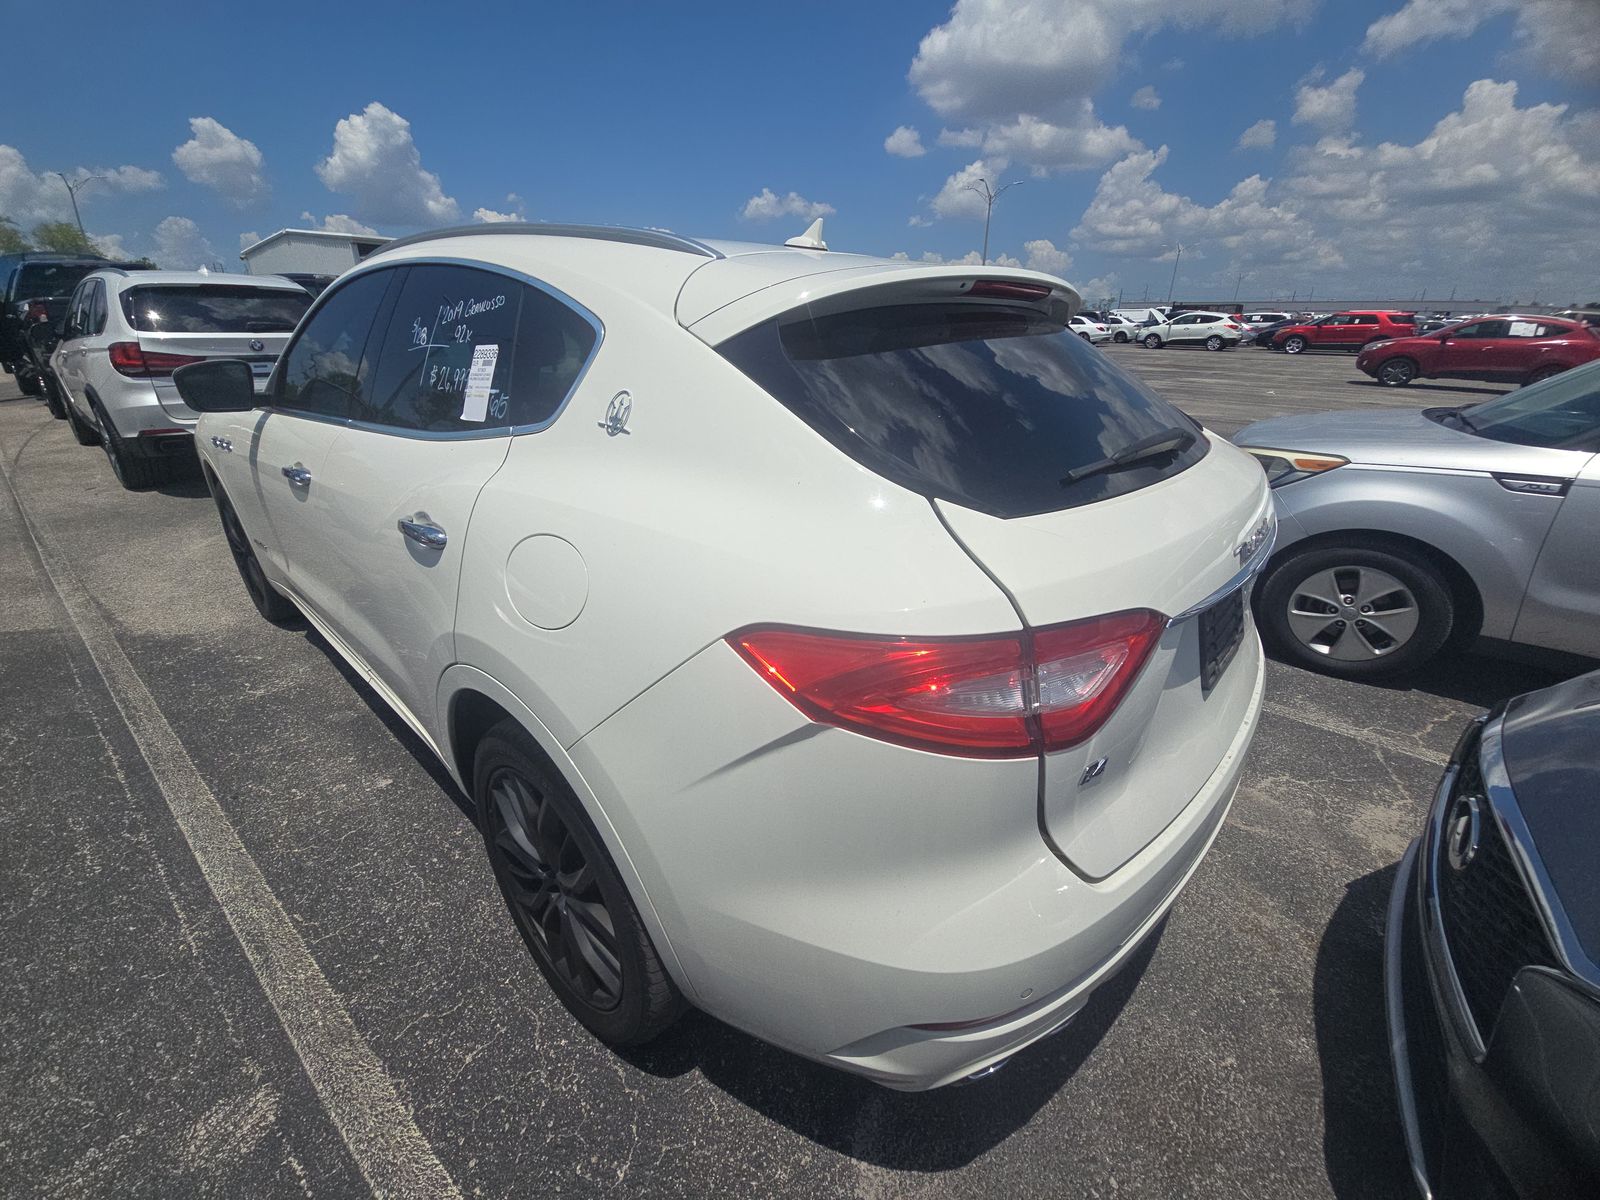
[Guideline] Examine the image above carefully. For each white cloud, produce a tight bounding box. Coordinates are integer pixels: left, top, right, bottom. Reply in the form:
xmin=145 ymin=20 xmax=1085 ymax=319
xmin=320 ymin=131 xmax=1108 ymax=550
xmin=1237 ymin=119 xmax=1278 ymax=150
xmin=931 ymin=158 xmax=1010 ymax=219
xmin=172 ymin=117 xmax=266 ymax=206
xmin=299 ymin=210 xmax=380 ymax=236
xmin=91 ymin=233 xmax=132 ymax=259
xmin=153 ymin=216 xmax=215 ymax=270
xmin=904 ymin=0 xmax=1312 ymax=176
xmin=740 ymin=188 xmax=835 ymax=221
xmin=239 ymin=230 xmax=260 ymax=251
xmin=1131 ymin=86 xmax=1162 ymax=111
xmin=1363 ymin=0 xmax=1600 ymax=84
xmin=315 ymin=102 xmax=459 ymax=226
xmin=1293 ymin=68 xmax=1365 ymax=131
xmin=884 ymin=125 xmax=926 ymax=157
xmin=472 ymin=207 xmax=521 ymax=223
xmin=908 ymin=214 xmax=932 ymax=227
xmin=0 ymin=146 xmax=163 ymax=227
xmin=1079 ymin=274 xmax=1120 ymax=302
xmin=1024 ymin=238 xmax=1072 ymax=274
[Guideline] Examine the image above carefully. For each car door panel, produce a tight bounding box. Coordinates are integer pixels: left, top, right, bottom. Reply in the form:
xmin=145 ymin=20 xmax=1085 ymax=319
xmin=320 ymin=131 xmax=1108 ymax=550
xmin=1513 ymin=453 xmax=1600 ymax=657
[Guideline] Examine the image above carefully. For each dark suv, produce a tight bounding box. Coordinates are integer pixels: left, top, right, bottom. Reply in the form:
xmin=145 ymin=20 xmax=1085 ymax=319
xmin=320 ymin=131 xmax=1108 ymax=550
xmin=0 ymin=253 xmax=145 ymax=402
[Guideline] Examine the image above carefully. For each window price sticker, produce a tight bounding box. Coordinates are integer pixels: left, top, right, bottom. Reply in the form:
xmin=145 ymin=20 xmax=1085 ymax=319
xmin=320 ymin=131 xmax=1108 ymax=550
xmin=460 ymin=344 xmax=500 ymax=421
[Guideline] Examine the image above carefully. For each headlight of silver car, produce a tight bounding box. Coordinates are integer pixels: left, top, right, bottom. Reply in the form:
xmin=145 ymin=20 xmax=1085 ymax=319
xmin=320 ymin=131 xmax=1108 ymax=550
xmin=1241 ymin=447 xmax=1349 ymax=488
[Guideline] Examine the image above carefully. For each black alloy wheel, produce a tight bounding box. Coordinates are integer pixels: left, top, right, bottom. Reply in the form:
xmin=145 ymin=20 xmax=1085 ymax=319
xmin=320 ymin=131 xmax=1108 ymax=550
xmin=94 ymin=402 xmax=165 ymax=489
xmin=64 ymin=397 xmax=100 ymax=445
xmin=1378 ymin=358 xmax=1418 ymax=387
xmin=40 ymin=371 xmax=67 ymax=419
xmin=213 ymin=486 xmax=298 ymax=623
xmin=476 ymin=721 xmax=683 ymax=1046
xmin=14 ymin=365 xmax=42 ymax=396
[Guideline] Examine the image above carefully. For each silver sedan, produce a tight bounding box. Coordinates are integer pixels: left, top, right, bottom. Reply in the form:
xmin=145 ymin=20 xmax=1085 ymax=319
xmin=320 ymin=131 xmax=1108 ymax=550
xmin=1233 ymin=360 xmax=1600 ymax=679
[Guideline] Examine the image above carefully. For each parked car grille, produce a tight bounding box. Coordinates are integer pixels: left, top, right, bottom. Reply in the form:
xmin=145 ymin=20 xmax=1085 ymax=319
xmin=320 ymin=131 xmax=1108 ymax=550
xmin=1434 ymin=748 xmax=1559 ymax=1044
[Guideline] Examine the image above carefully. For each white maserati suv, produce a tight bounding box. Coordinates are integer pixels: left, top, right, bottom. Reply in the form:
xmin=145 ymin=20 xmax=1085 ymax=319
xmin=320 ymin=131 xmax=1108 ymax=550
xmin=174 ymin=224 xmax=1273 ymax=1090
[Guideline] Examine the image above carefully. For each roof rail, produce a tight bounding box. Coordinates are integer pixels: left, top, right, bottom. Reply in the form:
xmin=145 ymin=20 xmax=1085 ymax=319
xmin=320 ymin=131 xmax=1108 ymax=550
xmin=369 ymin=222 xmax=724 ymax=261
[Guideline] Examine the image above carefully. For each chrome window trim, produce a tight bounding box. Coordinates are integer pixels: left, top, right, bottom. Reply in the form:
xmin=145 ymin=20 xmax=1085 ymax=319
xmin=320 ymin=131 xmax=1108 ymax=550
xmin=260 ymin=256 xmax=605 ymax=442
xmin=368 ymin=222 xmax=723 ymax=261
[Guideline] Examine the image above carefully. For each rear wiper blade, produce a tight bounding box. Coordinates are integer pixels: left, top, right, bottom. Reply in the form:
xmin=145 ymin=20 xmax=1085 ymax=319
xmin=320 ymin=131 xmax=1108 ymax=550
xmin=1060 ymin=427 xmax=1196 ymax=487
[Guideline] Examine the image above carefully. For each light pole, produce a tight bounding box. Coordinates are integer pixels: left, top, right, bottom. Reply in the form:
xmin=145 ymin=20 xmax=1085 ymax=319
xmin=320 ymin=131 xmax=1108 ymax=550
xmin=1233 ymin=270 xmax=1252 ymax=304
xmin=1161 ymin=242 xmax=1188 ymax=306
xmin=962 ymin=177 xmax=1023 ymax=265
xmin=53 ymin=172 xmax=102 ymax=237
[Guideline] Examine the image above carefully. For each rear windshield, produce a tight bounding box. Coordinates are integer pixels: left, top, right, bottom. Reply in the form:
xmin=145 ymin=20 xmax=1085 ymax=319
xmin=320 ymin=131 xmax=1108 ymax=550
xmin=15 ymin=262 xmax=101 ymax=299
xmin=120 ymin=285 xmax=311 ymax=333
xmin=718 ymin=303 xmax=1209 ymax=518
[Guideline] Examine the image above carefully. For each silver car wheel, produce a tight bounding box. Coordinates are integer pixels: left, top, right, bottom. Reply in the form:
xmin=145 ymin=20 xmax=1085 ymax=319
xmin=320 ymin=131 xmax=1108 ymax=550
xmin=1284 ymin=566 xmax=1421 ymax=660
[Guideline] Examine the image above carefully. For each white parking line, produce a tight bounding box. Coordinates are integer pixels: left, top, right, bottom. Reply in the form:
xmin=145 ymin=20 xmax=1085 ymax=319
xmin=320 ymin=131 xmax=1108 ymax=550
xmin=0 ymin=454 xmax=461 ymax=1199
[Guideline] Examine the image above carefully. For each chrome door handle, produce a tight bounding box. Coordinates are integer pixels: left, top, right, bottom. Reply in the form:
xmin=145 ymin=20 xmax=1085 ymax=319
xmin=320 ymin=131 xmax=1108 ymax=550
xmin=281 ymin=464 xmax=312 ymax=486
xmin=397 ymin=516 xmax=448 ymax=550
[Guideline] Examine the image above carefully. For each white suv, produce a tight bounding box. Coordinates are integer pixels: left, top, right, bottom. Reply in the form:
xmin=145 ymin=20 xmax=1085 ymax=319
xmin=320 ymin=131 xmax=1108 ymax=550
xmin=1138 ymin=311 xmax=1245 ymax=350
xmin=50 ymin=269 xmax=310 ymax=487
xmin=175 ymin=224 xmax=1272 ymax=1090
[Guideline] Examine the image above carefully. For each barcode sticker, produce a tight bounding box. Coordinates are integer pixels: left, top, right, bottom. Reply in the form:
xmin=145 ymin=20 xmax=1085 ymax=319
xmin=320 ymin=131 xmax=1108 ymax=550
xmin=460 ymin=344 xmax=499 ymax=421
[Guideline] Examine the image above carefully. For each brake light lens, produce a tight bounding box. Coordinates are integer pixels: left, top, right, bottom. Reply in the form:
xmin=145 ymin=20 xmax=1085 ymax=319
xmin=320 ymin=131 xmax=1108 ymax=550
xmin=108 ymin=342 xmax=206 ymax=378
xmin=729 ymin=610 xmax=1165 ymax=758
xmin=968 ymin=280 xmax=1052 ymax=301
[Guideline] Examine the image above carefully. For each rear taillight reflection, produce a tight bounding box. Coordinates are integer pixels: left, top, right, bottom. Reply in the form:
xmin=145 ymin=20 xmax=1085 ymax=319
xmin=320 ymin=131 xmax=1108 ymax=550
xmin=108 ymin=342 xmax=206 ymax=378
xmin=729 ymin=610 xmax=1165 ymax=758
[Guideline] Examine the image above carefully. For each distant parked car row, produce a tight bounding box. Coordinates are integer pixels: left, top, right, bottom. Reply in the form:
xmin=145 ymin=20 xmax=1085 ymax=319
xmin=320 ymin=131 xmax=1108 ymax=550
xmin=34 ymin=266 xmax=312 ymax=487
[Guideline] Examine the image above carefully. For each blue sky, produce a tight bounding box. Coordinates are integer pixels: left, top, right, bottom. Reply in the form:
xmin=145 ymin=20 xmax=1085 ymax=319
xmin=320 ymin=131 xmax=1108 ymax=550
xmin=5 ymin=0 xmax=1596 ymax=304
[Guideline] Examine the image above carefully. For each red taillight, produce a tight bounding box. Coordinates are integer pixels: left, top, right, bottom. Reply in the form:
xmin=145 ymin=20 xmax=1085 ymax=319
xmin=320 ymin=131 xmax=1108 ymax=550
xmin=108 ymin=342 xmax=205 ymax=378
xmin=25 ymin=300 xmax=49 ymax=323
xmin=728 ymin=610 xmax=1165 ymax=758
xmin=969 ymin=279 xmax=1052 ymax=301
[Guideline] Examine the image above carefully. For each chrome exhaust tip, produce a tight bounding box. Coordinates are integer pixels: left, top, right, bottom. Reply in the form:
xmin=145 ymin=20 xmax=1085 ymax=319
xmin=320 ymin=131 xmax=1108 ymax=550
xmin=957 ymin=1056 xmax=1013 ymax=1085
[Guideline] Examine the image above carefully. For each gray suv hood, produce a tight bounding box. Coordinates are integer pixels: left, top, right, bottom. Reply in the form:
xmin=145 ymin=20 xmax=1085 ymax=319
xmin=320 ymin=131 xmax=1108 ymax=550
xmin=1232 ymin=406 xmax=1571 ymax=473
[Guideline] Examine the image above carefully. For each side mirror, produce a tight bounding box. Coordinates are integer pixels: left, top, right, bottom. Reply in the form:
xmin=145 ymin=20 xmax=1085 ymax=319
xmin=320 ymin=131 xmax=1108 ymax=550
xmin=173 ymin=359 xmax=257 ymax=413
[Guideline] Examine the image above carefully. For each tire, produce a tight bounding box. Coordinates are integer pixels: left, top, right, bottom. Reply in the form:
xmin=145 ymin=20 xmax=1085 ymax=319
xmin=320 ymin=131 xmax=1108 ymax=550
xmin=94 ymin=402 xmax=166 ymax=490
xmin=1113 ymin=331 xmax=1129 ymax=343
xmin=1205 ymin=335 xmax=1225 ymax=351
xmin=64 ymin=397 xmax=100 ymax=445
xmin=211 ymin=483 xmax=299 ymax=624
xmin=1377 ymin=358 xmax=1418 ymax=387
xmin=476 ymin=720 xmax=684 ymax=1046
xmin=15 ymin=366 xmax=42 ymax=396
xmin=1256 ymin=544 xmax=1454 ymax=679
xmin=1527 ymin=364 xmax=1567 ymax=386
xmin=1282 ymin=335 xmax=1308 ymax=355
xmin=1077 ymin=331 xmax=1092 ymax=342
xmin=1143 ymin=333 xmax=1163 ymax=349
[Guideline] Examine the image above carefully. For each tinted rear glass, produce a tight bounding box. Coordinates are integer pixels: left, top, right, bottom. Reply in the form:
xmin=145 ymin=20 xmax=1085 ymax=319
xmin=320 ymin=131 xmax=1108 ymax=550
xmin=15 ymin=263 xmax=101 ymax=299
xmin=718 ymin=303 xmax=1209 ymax=518
xmin=120 ymin=285 xmax=311 ymax=333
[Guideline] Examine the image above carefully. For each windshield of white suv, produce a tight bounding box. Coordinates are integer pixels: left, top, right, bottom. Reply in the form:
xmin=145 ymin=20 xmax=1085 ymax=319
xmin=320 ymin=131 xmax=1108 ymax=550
xmin=1441 ymin=361 xmax=1600 ymax=451
xmin=120 ymin=285 xmax=311 ymax=333
xmin=717 ymin=302 xmax=1209 ymax=518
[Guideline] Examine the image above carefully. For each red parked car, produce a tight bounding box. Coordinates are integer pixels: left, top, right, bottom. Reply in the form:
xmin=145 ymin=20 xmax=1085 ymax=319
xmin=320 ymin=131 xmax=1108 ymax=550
xmin=1269 ymin=310 xmax=1416 ymax=354
xmin=1356 ymin=314 xmax=1600 ymax=387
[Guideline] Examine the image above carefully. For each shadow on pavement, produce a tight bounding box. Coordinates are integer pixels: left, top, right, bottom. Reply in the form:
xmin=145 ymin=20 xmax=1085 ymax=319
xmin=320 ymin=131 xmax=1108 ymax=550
xmin=1381 ymin=650 xmax=1582 ymax=709
xmin=620 ymin=919 xmax=1166 ymax=1171
xmin=1315 ymin=863 xmax=1413 ymax=1200
xmin=1342 ymin=380 xmax=1511 ymax=397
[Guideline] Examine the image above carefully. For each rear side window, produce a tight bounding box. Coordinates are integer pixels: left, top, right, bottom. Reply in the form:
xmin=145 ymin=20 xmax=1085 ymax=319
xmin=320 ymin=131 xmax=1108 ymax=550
xmin=85 ymin=280 xmax=106 ymax=335
xmin=277 ymin=269 xmax=394 ymax=419
xmin=717 ymin=303 xmax=1210 ymax=518
xmin=120 ymin=286 xmax=310 ymax=333
xmin=14 ymin=262 xmax=99 ymax=300
xmin=359 ymin=263 xmax=596 ymax=434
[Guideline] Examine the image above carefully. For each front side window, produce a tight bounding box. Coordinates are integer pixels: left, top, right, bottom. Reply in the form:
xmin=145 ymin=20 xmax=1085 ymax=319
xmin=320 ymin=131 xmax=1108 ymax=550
xmin=120 ymin=286 xmax=310 ymax=333
xmin=718 ymin=302 xmax=1209 ymax=518
xmin=63 ymin=282 xmax=91 ymax=338
xmin=359 ymin=264 xmax=595 ymax=433
xmin=1453 ymin=320 xmax=1509 ymax=340
xmin=276 ymin=268 xmax=395 ymax=419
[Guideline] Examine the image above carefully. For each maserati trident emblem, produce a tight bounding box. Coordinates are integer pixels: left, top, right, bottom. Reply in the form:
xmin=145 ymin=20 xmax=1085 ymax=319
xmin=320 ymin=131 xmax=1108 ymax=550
xmin=248 ymin=338 xmax=265 ymax=352
xmin=1446 ymin=793 xmax=1481 ymax=872
xmin=600 ymin=390 xmax=633 ymax=436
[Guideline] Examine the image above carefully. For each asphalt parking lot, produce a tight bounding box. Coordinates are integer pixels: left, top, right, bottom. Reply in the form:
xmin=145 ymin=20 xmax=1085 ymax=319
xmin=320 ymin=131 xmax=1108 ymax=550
xmin=0 ymin=343 xmax=1563 ymax=1199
